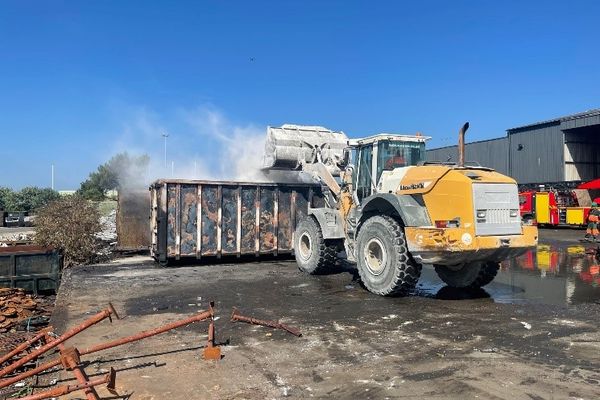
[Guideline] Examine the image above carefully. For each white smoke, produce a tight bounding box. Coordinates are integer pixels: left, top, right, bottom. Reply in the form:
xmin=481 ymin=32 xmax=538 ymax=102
xmin=108 ymin=107 xmax=214 ymax=188
xmin=185 ymin=107 xmax=267 ymax=181
xmin=108 ymin=105 xmax=310 ymax=188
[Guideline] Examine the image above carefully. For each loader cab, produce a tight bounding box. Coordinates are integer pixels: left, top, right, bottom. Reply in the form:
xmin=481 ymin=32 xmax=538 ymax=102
xmin=351 ymin=134 xmax=430 ymax=202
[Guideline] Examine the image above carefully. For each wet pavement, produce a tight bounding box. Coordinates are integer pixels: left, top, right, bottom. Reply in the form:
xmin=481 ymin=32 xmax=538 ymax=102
xmin=417 ymin=228 xmax=600 ymax=306
xmin=36 ymin=228 xmax=600 ymax=400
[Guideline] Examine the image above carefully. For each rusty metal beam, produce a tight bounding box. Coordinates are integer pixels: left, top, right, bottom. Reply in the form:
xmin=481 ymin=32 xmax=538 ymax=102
xmin=57 ymin=345 xmax=99 ymax=400
xmin=230 ymin=308 xmax=302 ymax=337
xmin=0 ymin=308 xmax=213 ymax=389
xmin=0 ymin=327 xmax=54 ymax=366
xmin=81 ymin=309 xmax=213 ymax=355
xmin=0 ymin=305 xmax=118 ymax=378
xmin=202 ymin=313 xmax=221 ymax=361
xmin=14 ymin=369 xmax=115 ymax=400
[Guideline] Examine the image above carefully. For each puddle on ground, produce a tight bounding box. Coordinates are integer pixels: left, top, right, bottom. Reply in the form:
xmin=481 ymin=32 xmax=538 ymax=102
xmin=416 ymin=243 xmax=600 ymax=306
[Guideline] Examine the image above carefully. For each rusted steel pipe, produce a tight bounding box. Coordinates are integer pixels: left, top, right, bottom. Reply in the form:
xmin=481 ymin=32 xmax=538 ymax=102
xmin=0 ymin=327 xmax=54 ymax=366
xmin=0 ymin=309 xmax=213 ymax=389
xmin=202 ymin=315 xmax=221 ymax=360
xmin=80 ymin=308 xmax=213 ymax=355
xmin=58 ymin=345 xmax=100 ymax=400
xmin=458 ymin=122 xmax=469 ymax=167
xmin=0 ymin=304 xmax=118 ymax=378
xmin=14 ymin=368 xmax=115 ymax=400
xmin=230 ymin=308 xmax=302 ymax=337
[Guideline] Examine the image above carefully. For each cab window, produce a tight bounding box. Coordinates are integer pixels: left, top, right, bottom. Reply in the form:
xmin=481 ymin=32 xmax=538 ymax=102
xmin=376 ymin=141 xmax=425 ymax=182
xmin=356 ymin=144 xmax=373 ymax=201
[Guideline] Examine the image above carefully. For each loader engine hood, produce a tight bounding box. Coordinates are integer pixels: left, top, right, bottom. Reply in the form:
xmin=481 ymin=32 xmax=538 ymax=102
xmin=378 ymin=165 xmax=516 ymax=195
xmin=379 ymin=165 xmax=522 ymax=237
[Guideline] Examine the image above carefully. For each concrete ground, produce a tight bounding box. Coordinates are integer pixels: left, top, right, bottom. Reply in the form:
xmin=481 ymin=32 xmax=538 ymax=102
xmin=34 ymin=229 xmax=600 ymax=399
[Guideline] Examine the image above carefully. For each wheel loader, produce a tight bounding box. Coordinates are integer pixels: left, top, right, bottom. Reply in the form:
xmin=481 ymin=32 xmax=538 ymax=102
xmin=263 ymin=123 xmax=538 ymax=296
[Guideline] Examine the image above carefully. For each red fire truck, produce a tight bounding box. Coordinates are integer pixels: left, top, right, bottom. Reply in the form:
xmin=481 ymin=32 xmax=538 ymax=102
xmin=519 ymin=190 xmax=592 ymax=227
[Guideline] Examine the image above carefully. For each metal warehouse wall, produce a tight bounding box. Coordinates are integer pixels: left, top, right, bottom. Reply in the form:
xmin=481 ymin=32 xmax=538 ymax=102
xmin=426 ymin=145 xmax=458 ymax=164
xmin=427 ymin=111 xmax=600 ymax=184
xmin=426 ymin=138 xmax=508 ymax=174
xmin=466 ymin=138 xmax=508 ymax=174
xmin=508 ymin=122 xmax=564 ymax=184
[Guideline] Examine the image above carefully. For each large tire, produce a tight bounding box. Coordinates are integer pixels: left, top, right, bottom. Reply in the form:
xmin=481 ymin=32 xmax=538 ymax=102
xmin=356 ymin=215 xmax=421 ymax=296
xmin=294 ymin=217 xmax=337 ymax=274
xmin=434 ymin=261 xmax=499 ymax=288
xmin=470 ymin=261 xmax=500 ymax=288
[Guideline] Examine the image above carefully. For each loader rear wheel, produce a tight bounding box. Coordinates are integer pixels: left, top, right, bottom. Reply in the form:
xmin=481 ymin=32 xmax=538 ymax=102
xmin=434 ymin=261 xmax=500 ymax=288
xmin=470 ymin=261 xmax=500 ymax=288
xmin=294 ymin=217 xmax=337 ymax=274
xmin=356 ymin=215 xmax=421 ymax=296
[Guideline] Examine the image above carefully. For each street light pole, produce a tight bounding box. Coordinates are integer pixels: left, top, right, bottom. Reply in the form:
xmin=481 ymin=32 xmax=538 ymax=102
xmin=162 ymin=133 xmax=169 ymax=169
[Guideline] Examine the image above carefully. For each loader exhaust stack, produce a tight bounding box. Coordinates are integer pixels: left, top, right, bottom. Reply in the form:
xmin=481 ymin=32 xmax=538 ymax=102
xmin=458 ymin=122 xmax=469 ymax=167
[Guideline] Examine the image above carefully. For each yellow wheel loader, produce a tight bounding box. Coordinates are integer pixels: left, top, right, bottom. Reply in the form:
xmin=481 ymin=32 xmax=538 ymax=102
xmin=263 ymin=123 xmax=538 ymax=296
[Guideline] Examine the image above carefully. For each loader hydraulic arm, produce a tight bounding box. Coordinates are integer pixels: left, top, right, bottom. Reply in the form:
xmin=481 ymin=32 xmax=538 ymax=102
xmin=300 ymin=162 xmax=341 ymax=200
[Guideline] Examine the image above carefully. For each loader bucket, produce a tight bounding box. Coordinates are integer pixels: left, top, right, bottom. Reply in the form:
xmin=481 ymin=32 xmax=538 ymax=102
xmin=263 ymin=124 xmax=348 ymax=175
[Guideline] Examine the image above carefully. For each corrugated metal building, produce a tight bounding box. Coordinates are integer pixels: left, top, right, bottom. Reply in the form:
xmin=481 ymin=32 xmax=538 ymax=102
xmin=426 ymin=109 xmax=600 ymax=184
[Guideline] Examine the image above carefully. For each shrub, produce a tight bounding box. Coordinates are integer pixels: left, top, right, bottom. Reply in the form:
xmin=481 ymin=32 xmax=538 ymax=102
xmin=14 ymin=187 xmax=61 ymax=212
xmin=0 ymin=187 xmax=14 ymax=210
xmin=35 ymin=196 xmax=101 ymax=267
xmin=0 ymin=187 xmax=60 ymax=212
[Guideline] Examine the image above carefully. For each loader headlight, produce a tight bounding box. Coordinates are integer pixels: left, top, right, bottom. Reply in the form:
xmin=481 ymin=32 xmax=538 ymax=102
xmin=476 ymin=210 xmax=486 ymax=219
xmin=509 ymin=209 xmax=519 ymax=218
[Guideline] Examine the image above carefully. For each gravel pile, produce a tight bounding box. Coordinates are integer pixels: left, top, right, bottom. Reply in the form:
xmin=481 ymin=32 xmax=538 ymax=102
xmin=0 ymin=232 xmax=34 ymax=246
xmin=95 ymin=210 xmax=117 ymax=260
xmin=96 ymin=209 xmax=117 ymax=243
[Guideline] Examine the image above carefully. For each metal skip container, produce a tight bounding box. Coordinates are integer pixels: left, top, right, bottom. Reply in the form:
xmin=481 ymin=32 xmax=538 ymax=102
xmin=0 ymin=246 xmax=62 ymax=294
xmin=150 ymin=179 xmax=324 ymax=265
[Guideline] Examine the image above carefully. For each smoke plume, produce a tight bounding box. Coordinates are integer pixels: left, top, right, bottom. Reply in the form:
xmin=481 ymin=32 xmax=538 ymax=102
xmin=109 ymin=105 xmax=313 ymax=189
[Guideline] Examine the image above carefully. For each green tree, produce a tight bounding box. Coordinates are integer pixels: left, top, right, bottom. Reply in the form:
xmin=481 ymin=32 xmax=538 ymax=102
xmin=0 ymin=186 xmax=59 ymax=212
xmin=0 ymin=187 xmax=15 ymax=210
xmin=78 ymin=152 xmax=150 ymax=200
xmin=13 ymin=187 xmax=61 ymax=212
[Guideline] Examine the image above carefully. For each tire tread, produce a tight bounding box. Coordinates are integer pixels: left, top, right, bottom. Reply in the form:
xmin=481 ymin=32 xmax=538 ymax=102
xmin=357 ymin=215 xmax=421 ymax=296
xmin=295 ymin=217 xmax=337 ymax=274
xmin=469 ymin=261 xmax=500 ymax=288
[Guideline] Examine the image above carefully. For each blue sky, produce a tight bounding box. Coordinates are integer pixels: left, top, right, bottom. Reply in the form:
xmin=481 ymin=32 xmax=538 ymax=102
xmin=1 ymin=0 xmax=599 ymax=189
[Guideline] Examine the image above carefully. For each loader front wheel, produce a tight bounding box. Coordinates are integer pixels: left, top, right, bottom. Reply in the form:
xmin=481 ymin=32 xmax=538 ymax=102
xmin=356 ymin=215 xmax=421 ymax=296
xmin=434 ymin=261 xmax=500 ymax=288
xmin=294 ymin=217 xmax=337 ymax=275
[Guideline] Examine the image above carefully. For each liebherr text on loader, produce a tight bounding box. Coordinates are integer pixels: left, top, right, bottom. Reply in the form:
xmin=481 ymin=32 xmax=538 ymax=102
xmin=263 ymin=123 xmax=538 ymax=296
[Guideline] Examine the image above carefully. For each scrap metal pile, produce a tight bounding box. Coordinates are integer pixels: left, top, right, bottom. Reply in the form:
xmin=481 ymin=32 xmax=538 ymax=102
xmin=0 ymin=302 xmax=300 ymax=399
xmin=0 ymin=289 xmax=52 ymax=334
